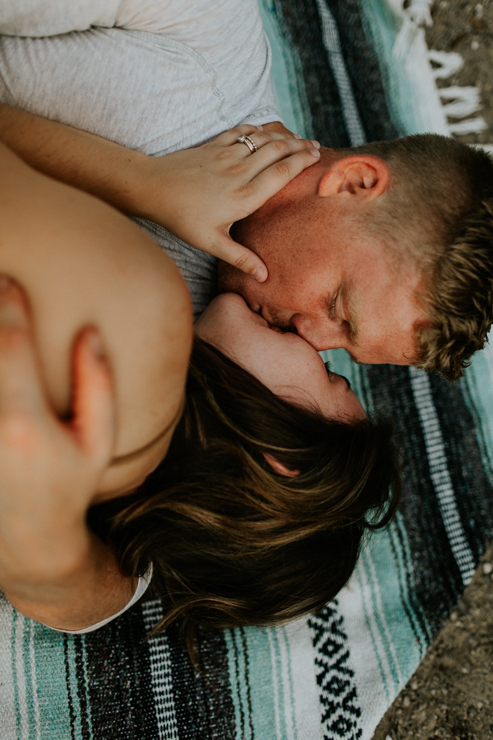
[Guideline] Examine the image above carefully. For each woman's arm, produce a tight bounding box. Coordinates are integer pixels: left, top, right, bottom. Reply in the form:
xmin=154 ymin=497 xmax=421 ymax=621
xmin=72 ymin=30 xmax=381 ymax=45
xmin=0 ymin=276 xmax=135 ymax=630
xmin=0 ymin=104 xmax=319 ymax=281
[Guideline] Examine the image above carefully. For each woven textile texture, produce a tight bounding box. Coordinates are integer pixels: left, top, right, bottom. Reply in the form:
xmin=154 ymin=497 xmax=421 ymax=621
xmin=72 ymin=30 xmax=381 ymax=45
xmin=1 ymin=0 xmax=492 ymax=738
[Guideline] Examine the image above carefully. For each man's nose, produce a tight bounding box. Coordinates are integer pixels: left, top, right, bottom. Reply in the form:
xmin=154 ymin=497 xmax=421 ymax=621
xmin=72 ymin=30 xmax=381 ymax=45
xmin=291 ymin=313 xmax=345 ymax=352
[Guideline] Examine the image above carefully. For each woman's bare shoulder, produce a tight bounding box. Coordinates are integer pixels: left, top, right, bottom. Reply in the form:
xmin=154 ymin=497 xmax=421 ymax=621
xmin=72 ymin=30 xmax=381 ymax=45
xmin=0 ymin=143 xmax=192 ymax=489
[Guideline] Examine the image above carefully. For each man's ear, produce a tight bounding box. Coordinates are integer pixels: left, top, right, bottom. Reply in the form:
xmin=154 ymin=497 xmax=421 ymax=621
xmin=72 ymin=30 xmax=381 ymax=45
xmin=263 ymin=452 xmax=300 ymax=478
xmin=318 ymin=155 xmax=389 ymax=201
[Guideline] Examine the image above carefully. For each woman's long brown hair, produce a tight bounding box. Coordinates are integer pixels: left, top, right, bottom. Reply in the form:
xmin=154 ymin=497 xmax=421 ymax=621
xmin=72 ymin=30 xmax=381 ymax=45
xmin=89 ymin=338 xmax=400 ymax=647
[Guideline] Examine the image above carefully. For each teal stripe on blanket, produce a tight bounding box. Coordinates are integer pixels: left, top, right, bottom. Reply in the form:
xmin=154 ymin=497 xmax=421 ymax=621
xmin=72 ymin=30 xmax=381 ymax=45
xmin=258 ymin=0 xmax=314 ymax=138
xmin=226 ymin=626 xmax=297 ymax=739
xmin=388 ymin=516 xmax=432 ymax=650
xmin=31 ymin=626 xmax=76 ymax=739
xmin=22 ymin=618 xmax=39 ymax=738
xmin=9 ymin=615 xmax=74 ymax=740
xmin=11 ymin=611 xmax=22 ymax=740
xmin=338 ymin=524 xmax=429 ymax=711
xmin=463 ymin=347 xmax=493 ymax=484
xmin=362 ymin=517 xmax=429 ymax=684
xmin=12 ymin=612 xmax=35 ymax=740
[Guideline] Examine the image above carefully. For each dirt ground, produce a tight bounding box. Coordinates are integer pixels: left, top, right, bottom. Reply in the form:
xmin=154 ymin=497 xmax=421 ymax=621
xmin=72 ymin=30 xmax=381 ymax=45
xmin=427 ymin=0 xmax=493 ymax=143
xmin=373 ymin=545 xmax=493 ymax=739
xmin=373 ymin=2 xmax=493 ymax=738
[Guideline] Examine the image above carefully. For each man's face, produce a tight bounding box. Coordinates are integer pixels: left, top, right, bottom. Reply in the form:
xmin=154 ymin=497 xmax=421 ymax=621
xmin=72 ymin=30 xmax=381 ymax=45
xmin=219 ymin=186 xmax=425 ymax=365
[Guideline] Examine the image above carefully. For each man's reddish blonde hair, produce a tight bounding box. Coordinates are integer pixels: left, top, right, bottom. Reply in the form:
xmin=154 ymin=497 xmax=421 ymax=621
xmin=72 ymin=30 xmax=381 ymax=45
xmin=341 ymin=134 xmax=493 ymax=381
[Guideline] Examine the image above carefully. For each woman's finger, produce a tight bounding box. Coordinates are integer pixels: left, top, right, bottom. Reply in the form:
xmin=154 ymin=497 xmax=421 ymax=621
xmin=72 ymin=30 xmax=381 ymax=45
xmin=211 ymin=124 xmax=267 ymax=147
xmin=70 ymin=328 xmax=115 ymax=463
xmin=211 ymin=124 xmax=308 ymax=150
xmin=0 ymin=275 xmax=48 ymax=417
xmin=240 ymin=148 xmax=321 ymax=208
xmin=235 ymin=135 xmax=321 ymax=172
xmin=234 ymin=128 xmax=305 ymax=150
xmin=232 ymin=131 xmax=317 ymax=160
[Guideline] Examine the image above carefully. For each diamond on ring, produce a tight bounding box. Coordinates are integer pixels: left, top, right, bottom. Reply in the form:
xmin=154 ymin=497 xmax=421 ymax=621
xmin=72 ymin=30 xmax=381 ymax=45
xmin=237 ymin=134 xmax=257 ymax=154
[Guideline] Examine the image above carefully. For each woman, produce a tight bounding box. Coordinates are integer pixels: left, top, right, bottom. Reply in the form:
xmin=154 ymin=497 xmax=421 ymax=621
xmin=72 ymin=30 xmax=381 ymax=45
xmin=0 ymin=138 xmax=398 ymax=639
xmin=90 ymin=295 xmax=399 ymax=650
xmin=0 ymin=126 xmax=316 ymax=627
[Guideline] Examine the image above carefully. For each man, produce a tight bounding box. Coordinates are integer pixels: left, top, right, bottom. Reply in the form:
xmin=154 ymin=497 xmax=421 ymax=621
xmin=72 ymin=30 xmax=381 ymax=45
xmin=221 ymin=134 xmax=493 ymax=380
xmin=0 ymin=0 xmax=492 ymax=380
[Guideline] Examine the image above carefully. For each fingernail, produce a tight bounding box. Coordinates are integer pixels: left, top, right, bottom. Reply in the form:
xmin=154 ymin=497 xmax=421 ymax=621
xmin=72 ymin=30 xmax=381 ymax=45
xmin=251 ymin=267 xmax=266 ymax=282
xmin=311 ymin=149 xmax=321 ymax=157
xmin=311 ymin=140 xmax=320 ymax=149
xmin=0 ymin=275 xmax=13 ymax=294
xmin=256 ymin=125 xmax=264 ymax=131
xmin=87 ymin=329 xmax=105 ymax=360
xmin=293 ymin=134 xmax=302 ymax=139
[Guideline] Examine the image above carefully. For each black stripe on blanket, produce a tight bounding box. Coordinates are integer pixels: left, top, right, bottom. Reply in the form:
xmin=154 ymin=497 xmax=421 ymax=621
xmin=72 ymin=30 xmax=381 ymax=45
xmin=428 ymin=375 xmax=493 ymax=561
xmin=196 ymin=628 xmax=237 ymax=738
xmin=166 ymin=623 xmax=237 ymax=739
xmin=273 ymin=0 xmax=399 ymax=145
xmin=325 ymin=0 xmax=401 ymax=141
xmin=83 ymin=609 xmax=160 ymax=740
xmin=73 ymin=634 xmax=92 ymax=740
xmin=274 ymin=0 xmax=351 ymax=146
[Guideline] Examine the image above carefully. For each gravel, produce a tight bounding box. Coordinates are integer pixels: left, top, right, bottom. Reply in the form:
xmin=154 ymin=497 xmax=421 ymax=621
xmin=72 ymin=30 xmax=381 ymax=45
xmin=373 ymin=545 xmax=493 ymax=738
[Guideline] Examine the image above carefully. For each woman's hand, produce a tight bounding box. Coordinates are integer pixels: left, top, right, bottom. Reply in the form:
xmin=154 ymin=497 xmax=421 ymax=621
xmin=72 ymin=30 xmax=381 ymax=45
xmin=0 ymin=275 xmax=115 ymax=592
xmin=138 ymin=125 xmax=321 ymax=281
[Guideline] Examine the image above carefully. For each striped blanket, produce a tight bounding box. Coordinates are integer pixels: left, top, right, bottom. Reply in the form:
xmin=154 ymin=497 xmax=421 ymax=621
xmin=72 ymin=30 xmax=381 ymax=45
xmin=1 ymin=1 xmax=492 ymax=738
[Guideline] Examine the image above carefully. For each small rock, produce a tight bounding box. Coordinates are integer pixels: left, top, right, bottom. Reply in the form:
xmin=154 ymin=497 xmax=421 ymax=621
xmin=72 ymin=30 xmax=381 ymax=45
xmin=461 ymin=666 xmax=469 ymax=674
xmin=482 ymin=561 xmax=492 ymax=574
xmin=450 ymin=611 xmax=458 ymax=621
xmin=403 ymin=696 xmax=411 ymax=707
xmin=475 ymin=3 xmax=484 ymax=19
xmin=471 ymin=39 xmax=480 ymax=51
xmin=411 ymin=681 xmax=418 ymax=690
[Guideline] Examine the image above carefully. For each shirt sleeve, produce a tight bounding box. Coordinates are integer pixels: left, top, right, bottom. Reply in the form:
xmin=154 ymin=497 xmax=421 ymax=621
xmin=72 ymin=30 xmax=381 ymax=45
xmin=42 ymin=564 xmax=153 ymax=634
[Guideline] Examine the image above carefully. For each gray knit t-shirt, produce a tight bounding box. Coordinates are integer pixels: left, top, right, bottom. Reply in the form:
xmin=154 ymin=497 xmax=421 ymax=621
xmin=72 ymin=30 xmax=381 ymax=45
xmin=0 ymin=0 xmax=281 ymax=314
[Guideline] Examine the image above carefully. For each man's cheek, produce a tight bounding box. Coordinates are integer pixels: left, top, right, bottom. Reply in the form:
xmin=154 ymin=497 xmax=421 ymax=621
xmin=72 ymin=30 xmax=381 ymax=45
xmin=217 ymin=259 xmax=248 ymax=293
